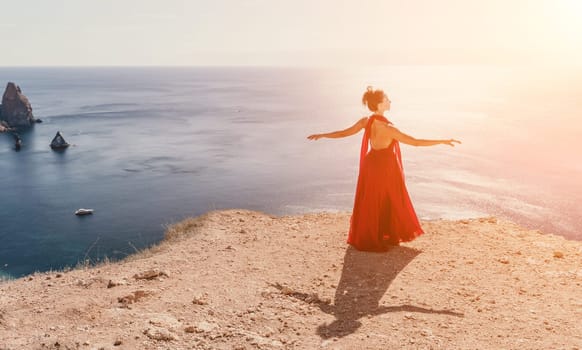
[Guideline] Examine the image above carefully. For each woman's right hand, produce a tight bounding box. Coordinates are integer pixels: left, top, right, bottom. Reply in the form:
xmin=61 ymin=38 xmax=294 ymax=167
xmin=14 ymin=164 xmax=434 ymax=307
xmin=443 ymin=139 xmax=462 ymax=147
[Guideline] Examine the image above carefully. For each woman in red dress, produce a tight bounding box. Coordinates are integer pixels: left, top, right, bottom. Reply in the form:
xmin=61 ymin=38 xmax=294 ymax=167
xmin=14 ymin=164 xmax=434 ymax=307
xmin=308 ymin=87 xmax=461 ymax=252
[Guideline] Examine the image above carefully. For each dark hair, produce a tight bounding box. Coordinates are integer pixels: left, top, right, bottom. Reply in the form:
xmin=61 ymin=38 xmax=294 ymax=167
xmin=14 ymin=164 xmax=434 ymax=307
xmin=361 ymin=86 xmax=386 ymax=112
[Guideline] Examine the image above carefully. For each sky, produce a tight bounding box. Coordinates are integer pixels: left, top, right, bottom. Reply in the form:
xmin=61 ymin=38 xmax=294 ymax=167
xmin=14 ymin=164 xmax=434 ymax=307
xmin=1 ymin=0 xmax=581 ymax=66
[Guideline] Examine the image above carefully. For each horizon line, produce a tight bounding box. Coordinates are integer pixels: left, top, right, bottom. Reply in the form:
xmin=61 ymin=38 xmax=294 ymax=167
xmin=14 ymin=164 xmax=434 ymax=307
xmin=0 ymin=62 xmax=536 ymax=69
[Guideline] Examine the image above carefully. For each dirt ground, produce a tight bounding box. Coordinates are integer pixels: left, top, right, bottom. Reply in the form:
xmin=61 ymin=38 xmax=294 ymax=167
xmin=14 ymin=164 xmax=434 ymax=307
xmin=1 ymin=209 xmax=582 ymax=349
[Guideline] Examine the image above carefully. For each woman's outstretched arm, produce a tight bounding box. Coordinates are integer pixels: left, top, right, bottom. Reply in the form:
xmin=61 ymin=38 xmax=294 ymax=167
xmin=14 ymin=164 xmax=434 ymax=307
xmin=307 ymin=117 xmax=368 ymax=140
xmin=387 ymin=125 xmax=461 ymax=147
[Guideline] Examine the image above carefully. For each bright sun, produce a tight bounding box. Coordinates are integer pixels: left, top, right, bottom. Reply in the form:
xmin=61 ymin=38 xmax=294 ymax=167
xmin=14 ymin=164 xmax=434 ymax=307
xmin=548 ymin=0 xmax=582 ymax=46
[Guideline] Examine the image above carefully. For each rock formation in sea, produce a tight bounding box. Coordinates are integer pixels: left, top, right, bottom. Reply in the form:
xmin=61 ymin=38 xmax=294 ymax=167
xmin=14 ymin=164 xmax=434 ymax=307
xmin=13 ymin=133 xmax=22 ymax=150
xmin=0 ymin=120 xmax=11 ymax=133
xmin=50 ymin=131 xmax=70 ymax=149
xmin=0 ymin=82 xmax=38 ymax=127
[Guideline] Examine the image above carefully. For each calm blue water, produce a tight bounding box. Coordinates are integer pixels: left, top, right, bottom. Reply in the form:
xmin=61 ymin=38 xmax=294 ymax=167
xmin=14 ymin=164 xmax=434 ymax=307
xmin=1 ymin=66 xmax=581 ymax=279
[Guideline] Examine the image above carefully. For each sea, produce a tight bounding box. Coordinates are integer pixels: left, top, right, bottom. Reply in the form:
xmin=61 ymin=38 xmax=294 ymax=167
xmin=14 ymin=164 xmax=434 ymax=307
xmin=1 ymin=65 xmax=581 ymax=279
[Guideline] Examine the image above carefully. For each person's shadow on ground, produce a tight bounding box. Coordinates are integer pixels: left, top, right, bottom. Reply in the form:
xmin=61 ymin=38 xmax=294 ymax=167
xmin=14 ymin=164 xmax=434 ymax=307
xmin=273 ymin=245 xmax=463 ymax=339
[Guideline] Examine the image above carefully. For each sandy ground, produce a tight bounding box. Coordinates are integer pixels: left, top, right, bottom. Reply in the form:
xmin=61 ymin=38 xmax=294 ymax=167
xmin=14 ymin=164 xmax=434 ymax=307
xmin=1 ymin=209 xmax=582 ymax=350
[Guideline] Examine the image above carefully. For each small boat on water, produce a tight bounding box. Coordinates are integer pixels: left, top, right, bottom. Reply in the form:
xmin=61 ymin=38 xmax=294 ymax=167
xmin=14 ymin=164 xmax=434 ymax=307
xmin=75 ymin=208 xmax=94 ymax=216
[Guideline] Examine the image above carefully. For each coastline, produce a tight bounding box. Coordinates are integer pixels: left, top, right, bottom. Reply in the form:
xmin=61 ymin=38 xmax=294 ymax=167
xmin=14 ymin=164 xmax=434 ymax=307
xmin=1 ymin=209 xmax=582 ymax=349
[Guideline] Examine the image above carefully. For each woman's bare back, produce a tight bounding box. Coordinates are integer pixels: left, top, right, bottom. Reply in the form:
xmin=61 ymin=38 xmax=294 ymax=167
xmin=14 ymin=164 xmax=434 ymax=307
xmin=369 ymin=119 xmax=394 ymax=150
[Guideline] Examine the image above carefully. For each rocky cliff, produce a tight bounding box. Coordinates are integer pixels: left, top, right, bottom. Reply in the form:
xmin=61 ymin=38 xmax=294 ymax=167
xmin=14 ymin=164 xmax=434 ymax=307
xmin=0 ymin=82 xmax=36 ymax=127
xmin=1 ymin=210 xmax=581 ymax=349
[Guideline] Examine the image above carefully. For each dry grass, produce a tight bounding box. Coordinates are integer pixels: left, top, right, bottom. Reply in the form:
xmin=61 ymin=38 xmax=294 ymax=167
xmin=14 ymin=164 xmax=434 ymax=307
xmin=117 ymin=215 xmax=208 ymax=262
xmin=2 ymin=216 xmax=209 ymax=281
xmin=163 ymin=216 xmax=206 ymax=242
xmin=46 ymin=216 xmax=209 ymax=276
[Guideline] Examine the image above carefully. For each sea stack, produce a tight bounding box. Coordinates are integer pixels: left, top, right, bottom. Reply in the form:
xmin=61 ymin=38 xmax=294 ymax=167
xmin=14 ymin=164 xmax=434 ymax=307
xmin=50 ymin=131 xmax=70 ymax=150
xmin=13 ymin=133 xmax=22 ymax=150
xmin=0 ymin=121 xmax=11 ymax=133
xmin=0 ymin=82 xmax=38 ymax=127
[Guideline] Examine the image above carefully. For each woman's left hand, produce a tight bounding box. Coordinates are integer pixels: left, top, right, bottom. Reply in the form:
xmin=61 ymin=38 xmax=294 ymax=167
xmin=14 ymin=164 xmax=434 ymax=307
xmin=307 ymin=134 xmax=324 ymax=140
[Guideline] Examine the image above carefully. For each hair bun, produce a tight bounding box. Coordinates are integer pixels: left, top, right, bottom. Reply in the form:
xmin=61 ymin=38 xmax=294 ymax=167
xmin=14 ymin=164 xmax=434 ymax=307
xmin=361 ymin=86 xmax=386 ymax=112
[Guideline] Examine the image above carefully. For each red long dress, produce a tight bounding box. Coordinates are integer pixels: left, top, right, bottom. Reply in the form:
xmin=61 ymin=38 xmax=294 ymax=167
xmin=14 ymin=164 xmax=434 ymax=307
xmin=347 ymin=114 xmax=424 ymax=251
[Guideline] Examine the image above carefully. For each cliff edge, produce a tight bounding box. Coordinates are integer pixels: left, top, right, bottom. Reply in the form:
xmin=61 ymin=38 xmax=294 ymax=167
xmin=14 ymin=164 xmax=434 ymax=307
xmin=1 ymin=209 xmax=581 ymax=349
